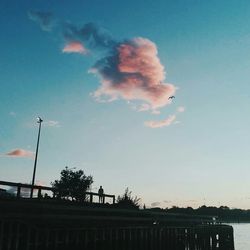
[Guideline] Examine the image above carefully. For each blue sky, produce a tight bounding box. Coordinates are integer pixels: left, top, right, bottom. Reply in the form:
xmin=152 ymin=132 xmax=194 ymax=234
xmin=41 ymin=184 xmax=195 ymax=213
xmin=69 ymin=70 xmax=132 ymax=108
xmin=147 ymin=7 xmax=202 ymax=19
xmin=1 ymin=0 xmax=250 ymax=208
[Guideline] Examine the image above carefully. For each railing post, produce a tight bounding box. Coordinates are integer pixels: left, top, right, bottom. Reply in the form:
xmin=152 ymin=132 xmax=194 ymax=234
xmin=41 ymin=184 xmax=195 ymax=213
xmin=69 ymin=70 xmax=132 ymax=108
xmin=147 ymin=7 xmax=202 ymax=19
xmin=112 ymin=195 xmax=115 ymax=204
xmin=90 ymin=193 xmax=93 ymax=203
xmin=102 ymin=195 xmax=105 ymax=204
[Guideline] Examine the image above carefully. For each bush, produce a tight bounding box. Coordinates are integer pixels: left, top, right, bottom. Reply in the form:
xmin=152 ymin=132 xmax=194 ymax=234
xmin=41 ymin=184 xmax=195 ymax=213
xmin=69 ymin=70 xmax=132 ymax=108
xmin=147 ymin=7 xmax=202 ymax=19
xmin=116 ymin=188 xmax=141 ymax=209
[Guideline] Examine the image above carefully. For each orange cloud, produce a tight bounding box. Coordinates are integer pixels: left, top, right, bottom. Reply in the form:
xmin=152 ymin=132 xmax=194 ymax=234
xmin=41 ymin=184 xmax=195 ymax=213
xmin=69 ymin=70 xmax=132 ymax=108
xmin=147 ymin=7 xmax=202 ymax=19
xmin=144 ymin=115 xmax=176 ymax=128
xmin=5 ymin=149 xmax=34 ymax=158
xmin=62 ymin=41 xmax=87 ymax=54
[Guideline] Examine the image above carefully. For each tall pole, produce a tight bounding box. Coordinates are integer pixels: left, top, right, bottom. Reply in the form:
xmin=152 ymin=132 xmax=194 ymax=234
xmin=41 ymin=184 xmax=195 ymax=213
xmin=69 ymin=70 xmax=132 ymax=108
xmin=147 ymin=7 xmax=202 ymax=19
xmin=30 ymin=117 xmax=43 ymax=198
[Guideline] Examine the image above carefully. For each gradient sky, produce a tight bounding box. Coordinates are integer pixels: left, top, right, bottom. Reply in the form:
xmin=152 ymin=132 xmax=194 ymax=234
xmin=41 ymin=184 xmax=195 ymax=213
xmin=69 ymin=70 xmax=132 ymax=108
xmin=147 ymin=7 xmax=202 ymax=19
xmin=1 ymin=0 xmax=250 ymax=209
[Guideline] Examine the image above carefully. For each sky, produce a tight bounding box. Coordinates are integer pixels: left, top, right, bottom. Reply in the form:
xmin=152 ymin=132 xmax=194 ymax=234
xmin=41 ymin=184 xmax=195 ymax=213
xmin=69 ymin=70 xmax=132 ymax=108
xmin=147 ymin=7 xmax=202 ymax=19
xmin=1 ymin=0 xmax=250 ymax=209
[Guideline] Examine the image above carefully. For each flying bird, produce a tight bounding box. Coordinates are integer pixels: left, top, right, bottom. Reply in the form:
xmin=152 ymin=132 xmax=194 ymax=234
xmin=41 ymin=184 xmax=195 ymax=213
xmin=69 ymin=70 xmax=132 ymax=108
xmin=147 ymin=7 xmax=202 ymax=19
xmin=168 ymin=96 xmax=175 ymax=100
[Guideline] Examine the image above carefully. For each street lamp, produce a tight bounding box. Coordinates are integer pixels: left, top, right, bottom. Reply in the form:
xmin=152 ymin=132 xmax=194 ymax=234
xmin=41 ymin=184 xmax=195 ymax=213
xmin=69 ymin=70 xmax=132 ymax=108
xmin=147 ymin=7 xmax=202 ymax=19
xmin=30 ymin=116 xmax=43 ymax=198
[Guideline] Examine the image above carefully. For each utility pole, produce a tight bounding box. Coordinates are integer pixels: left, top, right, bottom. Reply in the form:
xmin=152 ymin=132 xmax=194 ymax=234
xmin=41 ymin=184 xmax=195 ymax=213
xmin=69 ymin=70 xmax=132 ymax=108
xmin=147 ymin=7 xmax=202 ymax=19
xmin=30 ymin=117 xmax=43 ymax=198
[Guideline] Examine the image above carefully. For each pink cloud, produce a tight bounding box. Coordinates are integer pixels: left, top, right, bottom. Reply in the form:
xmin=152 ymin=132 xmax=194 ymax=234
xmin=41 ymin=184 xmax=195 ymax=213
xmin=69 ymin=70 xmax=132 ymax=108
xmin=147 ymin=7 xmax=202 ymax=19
xmin=177 ymin=106 xmax=185 ymax=112
xmin=5 ymin=149 xmax=34 ymax=158
xmin=92 ymin=37 xmax=176 ymax=110
xmin=144 ymin=115 xmax=176 ymax=128
xmin=62 ymin=41 xmax=87 ymax=54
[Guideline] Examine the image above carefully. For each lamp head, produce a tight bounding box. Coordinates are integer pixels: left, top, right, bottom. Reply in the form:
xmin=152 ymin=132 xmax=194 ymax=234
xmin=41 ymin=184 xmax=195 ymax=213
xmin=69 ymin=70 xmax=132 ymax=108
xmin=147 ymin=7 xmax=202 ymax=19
xmin=37 ymin=117 xmax=43 ymax=123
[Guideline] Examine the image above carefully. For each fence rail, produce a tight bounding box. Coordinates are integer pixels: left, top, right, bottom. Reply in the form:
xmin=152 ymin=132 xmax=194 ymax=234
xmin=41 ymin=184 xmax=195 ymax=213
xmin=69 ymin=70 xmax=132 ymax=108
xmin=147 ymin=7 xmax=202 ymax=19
xmin=0 ymin=219 xmax=234 ymax=250
xmin=0 ymin=180 xmax=115 ymax=204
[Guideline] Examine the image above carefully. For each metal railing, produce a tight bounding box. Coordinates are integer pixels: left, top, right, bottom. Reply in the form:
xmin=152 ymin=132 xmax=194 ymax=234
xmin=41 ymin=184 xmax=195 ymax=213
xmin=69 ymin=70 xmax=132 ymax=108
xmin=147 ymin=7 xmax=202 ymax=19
xmin=0 ymin=180 xmax=115 ymax=204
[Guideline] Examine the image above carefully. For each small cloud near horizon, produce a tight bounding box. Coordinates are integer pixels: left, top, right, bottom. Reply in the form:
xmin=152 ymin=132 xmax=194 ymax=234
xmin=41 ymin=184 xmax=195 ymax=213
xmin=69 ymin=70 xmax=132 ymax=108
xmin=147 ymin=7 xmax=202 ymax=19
xmin=4 ymin=149 xmax=34 ymax=158
xmin=164 ymin=200 xmax=172 ymax=204
xmin=185 ymin=199 xmax=199 ymax=203
xmin=151 ymin=201 xmax=162 ymax=207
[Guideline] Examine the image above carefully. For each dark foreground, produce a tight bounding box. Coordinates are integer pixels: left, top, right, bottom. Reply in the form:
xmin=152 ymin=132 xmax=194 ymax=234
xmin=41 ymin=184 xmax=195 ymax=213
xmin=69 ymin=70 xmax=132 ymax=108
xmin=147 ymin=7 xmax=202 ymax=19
xmin=0 ymin=198 xmax=234 ymax=250
xmin=1 ymin=221 xmax=234 ymax=250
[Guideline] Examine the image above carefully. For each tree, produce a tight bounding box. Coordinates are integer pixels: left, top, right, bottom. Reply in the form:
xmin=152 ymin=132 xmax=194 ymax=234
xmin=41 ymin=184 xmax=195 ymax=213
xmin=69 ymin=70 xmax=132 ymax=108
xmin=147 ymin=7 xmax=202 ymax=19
xmin=116 ymin=188 xmax=141 ymax=209
xmin=51 ymin=167 xmax=93 ymax=202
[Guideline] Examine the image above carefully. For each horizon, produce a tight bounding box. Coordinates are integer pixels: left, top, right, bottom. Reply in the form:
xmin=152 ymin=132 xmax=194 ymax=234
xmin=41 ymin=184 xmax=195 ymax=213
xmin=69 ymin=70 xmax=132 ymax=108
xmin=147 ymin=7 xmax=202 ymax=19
xmin=1 ymin=0 xmax=250 ymax=210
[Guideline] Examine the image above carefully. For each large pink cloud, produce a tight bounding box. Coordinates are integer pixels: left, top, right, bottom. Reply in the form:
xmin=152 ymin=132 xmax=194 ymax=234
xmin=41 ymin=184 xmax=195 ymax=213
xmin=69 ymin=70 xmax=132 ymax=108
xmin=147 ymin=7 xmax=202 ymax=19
xmin=63 ymin=41 xmax=87 ymax=54
xmin=144 ymin=115 xmax=176 ymax=128
xmin=92 ymin=37 xmax=176 ymax=110
xmin=5 ymin=149 xmax=34 ymax=158
xmin=29 ymin=15 xmax=178 ymax=116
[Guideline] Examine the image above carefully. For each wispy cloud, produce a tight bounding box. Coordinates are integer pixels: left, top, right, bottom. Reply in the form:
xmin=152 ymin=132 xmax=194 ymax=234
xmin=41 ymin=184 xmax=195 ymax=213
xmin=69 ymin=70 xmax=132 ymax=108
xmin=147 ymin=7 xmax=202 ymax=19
xmin=177 ymin=106 xmax=185 ymax=113
xmin=28 ymin=10 xmax=55 ymax=31
xmin=164 ymin=200 xmax=172 ymax=204
xmin=137 ymin=103 xmax=151 ymax=112
xmin=145 ymin=106 xmax=186 ymax=128
xmin=26 ymin=119 xmax=60 ymax=128
xmin=5 ymin=149 xmax=34 ymax=158
xmin=151 ymin=201 xmax=161 ymax=207
xmin=9 ymin=111 xmax=16 ymax=117
xmin=145 ymin=115 xmax=176 ymax=128
xmin=186 ymin=199 xmax=198 ymax=203
xmin=43 ymin=120 xmax=60 ymax=127
xmin=62 ymin=41 xmax=88 ymax=54
xmin=151 ymin=110 xmax=161 ymax=115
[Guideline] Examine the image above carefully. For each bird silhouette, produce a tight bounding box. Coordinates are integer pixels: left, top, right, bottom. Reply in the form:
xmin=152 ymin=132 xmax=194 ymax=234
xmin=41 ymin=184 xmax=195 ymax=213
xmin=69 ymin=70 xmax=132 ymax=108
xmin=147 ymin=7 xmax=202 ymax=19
xmin=168 ymin=96 xmax=175 ymax=100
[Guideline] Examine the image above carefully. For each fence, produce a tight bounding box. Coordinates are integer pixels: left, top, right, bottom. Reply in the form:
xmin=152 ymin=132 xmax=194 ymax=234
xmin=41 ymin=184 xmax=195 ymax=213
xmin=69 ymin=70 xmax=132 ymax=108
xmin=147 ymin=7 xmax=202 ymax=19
xmin=0 ymin=219 xmax=234 ymax=250
xmin=0 ymin=180 xmax=115 ymax=204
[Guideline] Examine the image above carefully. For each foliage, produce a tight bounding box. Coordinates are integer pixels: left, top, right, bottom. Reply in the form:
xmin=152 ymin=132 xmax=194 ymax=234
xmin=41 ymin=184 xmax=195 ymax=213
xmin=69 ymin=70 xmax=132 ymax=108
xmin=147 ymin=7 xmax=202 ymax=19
xmin=162 ymin=205 xmax=250 ymax=222
xmin=116 ymin=188 xmax=141 ymax=209
xmin=51 ymin=167 xmax=93 ymax=202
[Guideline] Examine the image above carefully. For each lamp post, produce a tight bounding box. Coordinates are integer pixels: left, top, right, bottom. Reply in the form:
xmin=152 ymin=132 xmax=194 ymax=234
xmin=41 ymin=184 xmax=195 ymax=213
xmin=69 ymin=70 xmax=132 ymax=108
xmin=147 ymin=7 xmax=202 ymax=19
xmin=30 ymin=116 xmax=43 ymax=198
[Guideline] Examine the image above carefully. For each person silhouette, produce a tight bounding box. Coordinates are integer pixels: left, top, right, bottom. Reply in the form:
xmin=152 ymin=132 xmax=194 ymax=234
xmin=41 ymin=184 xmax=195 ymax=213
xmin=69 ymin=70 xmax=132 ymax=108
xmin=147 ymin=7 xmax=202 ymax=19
xmin=98 ymin=186 xmax=104 ymax=203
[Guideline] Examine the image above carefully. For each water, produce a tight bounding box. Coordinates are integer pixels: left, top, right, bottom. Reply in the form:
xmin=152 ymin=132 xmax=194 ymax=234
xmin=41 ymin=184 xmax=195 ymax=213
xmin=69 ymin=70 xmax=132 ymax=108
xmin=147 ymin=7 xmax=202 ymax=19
xmin=231 ymin=223 xmax=250 ymax=250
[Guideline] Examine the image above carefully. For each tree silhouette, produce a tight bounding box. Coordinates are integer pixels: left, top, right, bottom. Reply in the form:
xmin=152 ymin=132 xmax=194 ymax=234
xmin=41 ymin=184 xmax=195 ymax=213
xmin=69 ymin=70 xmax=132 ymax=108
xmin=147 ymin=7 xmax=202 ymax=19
xmin=116 ymin=188 xmax=141 ymax=209
xmin=51 ymin=167 xmax=93 ymax=202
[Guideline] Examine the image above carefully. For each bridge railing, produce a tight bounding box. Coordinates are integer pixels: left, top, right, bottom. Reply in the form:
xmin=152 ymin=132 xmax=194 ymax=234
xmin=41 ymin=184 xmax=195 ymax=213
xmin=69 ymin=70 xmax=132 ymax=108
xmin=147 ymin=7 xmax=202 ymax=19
xmin=0 ymin=220 xmax=235 ymax=250
xmin=0 ymin=180 xmax=115 ymax=204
